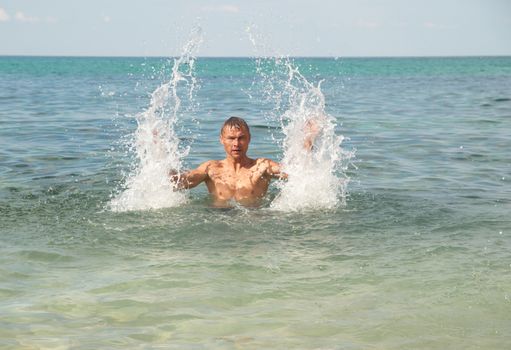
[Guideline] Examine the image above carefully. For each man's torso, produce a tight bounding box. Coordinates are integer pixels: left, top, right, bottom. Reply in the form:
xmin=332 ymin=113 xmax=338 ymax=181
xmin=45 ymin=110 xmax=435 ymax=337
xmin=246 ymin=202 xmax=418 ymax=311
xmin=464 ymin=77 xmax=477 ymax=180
xmin=204 ymin=158 xmax=272 ymax=206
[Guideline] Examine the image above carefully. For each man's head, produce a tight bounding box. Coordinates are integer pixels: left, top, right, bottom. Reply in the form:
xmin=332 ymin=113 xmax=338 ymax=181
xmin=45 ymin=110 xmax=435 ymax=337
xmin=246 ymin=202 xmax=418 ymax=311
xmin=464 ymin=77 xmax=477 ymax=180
xmin=220 ymin=117 xmax=250 ymax=137
xmin=220 ymin=117 xmax=251 ymax=160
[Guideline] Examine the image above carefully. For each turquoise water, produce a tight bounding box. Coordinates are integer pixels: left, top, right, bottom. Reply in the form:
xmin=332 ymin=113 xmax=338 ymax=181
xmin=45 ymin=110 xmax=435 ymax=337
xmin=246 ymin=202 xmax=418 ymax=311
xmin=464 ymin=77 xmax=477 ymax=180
xmin=1 ymin=56 xmax=511 ymax=349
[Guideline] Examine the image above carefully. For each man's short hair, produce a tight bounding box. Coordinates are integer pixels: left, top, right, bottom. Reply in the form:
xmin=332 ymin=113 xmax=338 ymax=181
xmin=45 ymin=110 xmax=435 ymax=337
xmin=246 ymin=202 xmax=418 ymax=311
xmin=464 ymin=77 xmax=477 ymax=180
xmin=221 ymin=116 xmax=250 ymax=135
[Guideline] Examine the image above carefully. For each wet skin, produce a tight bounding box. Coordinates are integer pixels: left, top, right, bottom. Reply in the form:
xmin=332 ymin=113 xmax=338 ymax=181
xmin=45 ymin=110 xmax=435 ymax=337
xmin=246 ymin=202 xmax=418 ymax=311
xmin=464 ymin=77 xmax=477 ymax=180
xmin=170 ymin=126 xmax=284 ymax=207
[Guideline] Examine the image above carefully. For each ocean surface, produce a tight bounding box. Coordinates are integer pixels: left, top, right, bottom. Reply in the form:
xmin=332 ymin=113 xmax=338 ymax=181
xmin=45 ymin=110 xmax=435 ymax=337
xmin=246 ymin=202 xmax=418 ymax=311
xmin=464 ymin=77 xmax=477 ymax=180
xmin=1 ymin=55 xmax=510 ymax=349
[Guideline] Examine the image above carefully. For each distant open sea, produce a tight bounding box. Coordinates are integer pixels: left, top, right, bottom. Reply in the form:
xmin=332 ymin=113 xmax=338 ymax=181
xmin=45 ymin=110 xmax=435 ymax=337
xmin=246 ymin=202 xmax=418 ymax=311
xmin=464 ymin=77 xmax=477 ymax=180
xmin=1 ymin=56 xmax=510 ymax=349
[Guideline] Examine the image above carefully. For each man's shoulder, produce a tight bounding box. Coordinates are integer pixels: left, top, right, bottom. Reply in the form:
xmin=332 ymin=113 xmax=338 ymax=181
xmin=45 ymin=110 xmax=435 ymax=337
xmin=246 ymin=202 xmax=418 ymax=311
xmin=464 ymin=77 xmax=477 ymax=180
xmin=201 ymin=159 xmax=219 ymax=165
xmin=199 ymin=159 xmax=222 ymax=170
xmin=253 ymin=158 xmax=280 ymax=173
xmin=255 ymin=158 xmax=278 ymax=166
xmin=254 ymin=158 xmax=283 ymax=178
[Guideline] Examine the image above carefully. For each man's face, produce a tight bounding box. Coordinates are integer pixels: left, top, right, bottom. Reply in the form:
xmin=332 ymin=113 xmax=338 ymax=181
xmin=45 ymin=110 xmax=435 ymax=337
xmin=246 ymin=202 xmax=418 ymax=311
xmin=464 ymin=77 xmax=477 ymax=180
xmin=220 ymin=126 xmax=250 ymax=160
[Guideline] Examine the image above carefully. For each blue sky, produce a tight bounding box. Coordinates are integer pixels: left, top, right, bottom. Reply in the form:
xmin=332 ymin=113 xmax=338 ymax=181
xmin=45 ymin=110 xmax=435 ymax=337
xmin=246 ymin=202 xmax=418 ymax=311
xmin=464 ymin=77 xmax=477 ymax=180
xmin=1 ymin=0 xmax=510 ymax=57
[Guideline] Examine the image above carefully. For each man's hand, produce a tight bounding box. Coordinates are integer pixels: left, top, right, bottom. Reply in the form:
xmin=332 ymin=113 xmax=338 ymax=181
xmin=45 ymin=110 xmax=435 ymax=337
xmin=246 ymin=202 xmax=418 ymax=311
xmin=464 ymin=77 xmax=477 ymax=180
xmin=303 ymin=118 xmax=321 ymax=150
xmin=168 ymin=169 xmax=179 ymax=184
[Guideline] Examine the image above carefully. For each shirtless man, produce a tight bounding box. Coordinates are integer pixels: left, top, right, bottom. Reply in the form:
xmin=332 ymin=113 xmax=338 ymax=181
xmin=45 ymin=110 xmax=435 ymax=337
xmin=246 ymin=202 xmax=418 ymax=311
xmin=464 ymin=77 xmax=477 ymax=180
xmin=170 ymin=116 xmax=318 ymax=206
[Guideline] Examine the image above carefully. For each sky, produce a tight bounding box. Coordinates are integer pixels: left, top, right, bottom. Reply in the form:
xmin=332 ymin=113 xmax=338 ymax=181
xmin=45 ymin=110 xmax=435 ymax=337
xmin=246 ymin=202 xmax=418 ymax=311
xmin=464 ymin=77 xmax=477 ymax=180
xmin=1 ymin=0 xmax=510 ymax=57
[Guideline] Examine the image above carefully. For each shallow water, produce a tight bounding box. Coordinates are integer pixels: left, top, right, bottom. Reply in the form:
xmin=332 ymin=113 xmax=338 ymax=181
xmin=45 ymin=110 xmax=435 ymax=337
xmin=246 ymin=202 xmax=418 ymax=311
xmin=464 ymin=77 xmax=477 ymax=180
xmin=1 ymin=56 xmax=511 ymax=349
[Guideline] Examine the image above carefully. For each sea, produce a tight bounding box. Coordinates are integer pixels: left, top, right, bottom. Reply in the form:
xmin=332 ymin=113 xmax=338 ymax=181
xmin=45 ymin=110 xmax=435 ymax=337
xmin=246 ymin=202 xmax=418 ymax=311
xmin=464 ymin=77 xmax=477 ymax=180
xmin=1 ymin=54 xmax=510 ymax=349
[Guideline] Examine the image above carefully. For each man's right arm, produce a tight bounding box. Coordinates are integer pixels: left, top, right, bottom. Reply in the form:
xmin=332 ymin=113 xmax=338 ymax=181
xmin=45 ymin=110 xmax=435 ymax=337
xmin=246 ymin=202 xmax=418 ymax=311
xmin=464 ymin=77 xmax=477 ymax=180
xmin=169 ymin=161 xmax=211 ymax=190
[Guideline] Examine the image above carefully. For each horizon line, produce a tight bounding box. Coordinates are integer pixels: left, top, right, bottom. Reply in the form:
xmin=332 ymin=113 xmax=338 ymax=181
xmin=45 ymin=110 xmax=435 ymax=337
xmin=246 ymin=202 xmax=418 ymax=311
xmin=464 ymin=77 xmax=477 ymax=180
xmin=1 ymin=54 xmax=511 ymax=59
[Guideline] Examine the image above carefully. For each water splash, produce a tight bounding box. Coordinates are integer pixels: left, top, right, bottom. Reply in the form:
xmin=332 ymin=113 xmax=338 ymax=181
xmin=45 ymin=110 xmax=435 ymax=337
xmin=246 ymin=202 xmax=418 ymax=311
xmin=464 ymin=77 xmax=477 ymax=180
xmin=110 ymin=27 xmax=203 ymax=212
xmin=250 ymin=50 xmax=353 ymax=211
xmin=273 ymin=69 xmax=351 ymax=211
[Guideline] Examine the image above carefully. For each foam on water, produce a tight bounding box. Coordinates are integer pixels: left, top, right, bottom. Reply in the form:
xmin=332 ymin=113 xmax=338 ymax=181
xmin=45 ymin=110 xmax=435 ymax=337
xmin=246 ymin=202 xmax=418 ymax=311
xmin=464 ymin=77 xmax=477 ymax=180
xmin=109 ymin=28 xmax=202 ymax=212
xmin=251 ymin=53 xmax=353 ymax=211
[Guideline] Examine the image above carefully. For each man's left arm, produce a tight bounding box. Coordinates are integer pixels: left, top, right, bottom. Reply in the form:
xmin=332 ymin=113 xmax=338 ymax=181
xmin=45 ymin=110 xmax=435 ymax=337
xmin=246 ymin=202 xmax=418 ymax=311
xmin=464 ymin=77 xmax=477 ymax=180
xmin=303 ymin=118 xmax=320 ymax=150
xmin=264 ymin=159 xmax=288 ymax=180
xmin=263 ymin=117 xmax=321 ymax=180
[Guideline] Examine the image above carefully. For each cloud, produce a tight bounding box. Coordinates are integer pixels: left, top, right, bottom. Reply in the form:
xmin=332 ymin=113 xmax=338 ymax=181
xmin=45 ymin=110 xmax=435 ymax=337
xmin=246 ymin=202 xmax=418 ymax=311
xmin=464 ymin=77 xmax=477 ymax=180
xmin=424 ymin=21 xmax=439 ymax=28
xmin=0 ymin=7 xmax=10 ymax=21
xmin=15 ymin=11 xmax=39 ymax=23
xmin=356 ymin=20 xmax=381 ymax=29
xmin=0 ymin=8 xmax=56 ymax=23
xmin=201 ymin=5 xmax=240 ymax=14
xmin=424 ymin=22 xmax=457 ymax=30
xmin=102 ymin=14 xmax=111 ymax=23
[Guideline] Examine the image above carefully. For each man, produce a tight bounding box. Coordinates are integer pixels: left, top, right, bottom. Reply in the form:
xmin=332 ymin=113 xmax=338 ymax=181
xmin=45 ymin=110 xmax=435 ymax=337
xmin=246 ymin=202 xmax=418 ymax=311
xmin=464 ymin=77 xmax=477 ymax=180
xmin=170 ymin=116 xmax=318 ymax=207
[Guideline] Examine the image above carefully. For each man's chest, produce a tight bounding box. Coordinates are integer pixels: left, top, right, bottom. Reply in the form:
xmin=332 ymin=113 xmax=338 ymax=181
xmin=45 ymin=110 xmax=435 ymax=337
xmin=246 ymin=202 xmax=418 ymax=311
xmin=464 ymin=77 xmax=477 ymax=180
xmin=208 ymin=168 xmax=267 ymax=191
